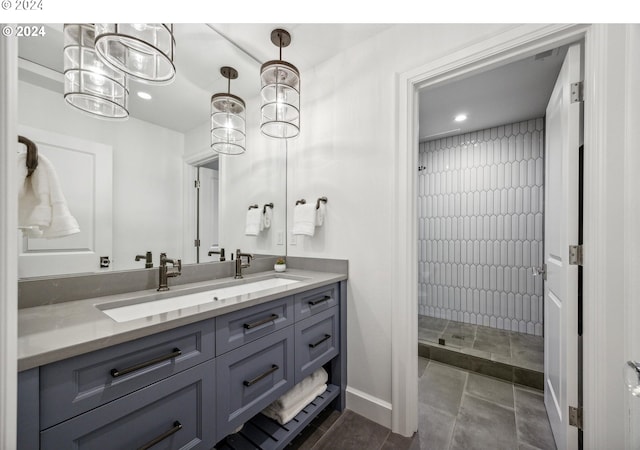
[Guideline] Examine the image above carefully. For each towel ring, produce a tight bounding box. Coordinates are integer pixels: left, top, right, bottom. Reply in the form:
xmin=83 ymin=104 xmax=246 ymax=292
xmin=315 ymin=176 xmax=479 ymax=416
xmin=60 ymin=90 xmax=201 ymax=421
xmin=18 ymin=135 xmax=38 ymax=177
xmin=248 ymin=204 xmax=259 ymax=210
xmin=316 ymin=196 xmax=328 ymax=210
xmin=263 ymin=203 xmax=274 ymax=214
xmin=296 ymin=199 xmax=306 ymax=206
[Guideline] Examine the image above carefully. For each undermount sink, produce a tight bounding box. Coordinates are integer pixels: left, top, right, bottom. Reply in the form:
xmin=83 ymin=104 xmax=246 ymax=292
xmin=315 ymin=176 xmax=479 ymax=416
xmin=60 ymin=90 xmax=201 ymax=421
xmin=97 ymin=276 xmax=302 ymax=323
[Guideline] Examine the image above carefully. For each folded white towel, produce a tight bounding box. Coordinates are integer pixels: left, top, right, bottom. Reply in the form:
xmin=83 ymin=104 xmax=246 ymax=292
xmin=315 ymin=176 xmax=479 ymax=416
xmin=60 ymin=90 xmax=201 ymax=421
xmin=315 ymin=202 xmax=326 ymax=227
xmin=263 ymin=206 xmax=273 ymax=229
xmin=245 ymin=208 xmax=262 ymax=236
xmin=271 ymin=368 xmax=328 ymax=411
xmin=262 ymin=383 xmax=327 ymax=425
xmin=18 ymin=153 xmax=80 ymax=239
xmin=292 ymin=203 xmax=317 ymax=237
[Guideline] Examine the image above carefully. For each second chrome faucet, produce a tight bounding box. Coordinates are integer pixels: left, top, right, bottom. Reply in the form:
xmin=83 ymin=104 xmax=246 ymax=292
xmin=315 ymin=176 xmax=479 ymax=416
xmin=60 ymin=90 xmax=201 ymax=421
xmin=235 ymin=249 xmax=253 ymax=279
xmin=158 ymin=252 xmax=181 ymax=291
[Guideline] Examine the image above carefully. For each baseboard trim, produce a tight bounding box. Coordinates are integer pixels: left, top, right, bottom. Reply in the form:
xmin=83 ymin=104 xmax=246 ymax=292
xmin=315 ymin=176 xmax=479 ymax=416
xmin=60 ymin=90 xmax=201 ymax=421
xmin=345 ymin=386 xmax=392 ymax=429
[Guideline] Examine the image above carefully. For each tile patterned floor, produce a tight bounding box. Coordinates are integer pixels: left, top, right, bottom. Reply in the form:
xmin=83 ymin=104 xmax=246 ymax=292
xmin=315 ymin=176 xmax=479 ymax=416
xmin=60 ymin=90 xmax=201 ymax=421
xmin=419 ymin=315 xmax=544 ymax=373
xmin=288 ymin=358 xmax=557 ymax=450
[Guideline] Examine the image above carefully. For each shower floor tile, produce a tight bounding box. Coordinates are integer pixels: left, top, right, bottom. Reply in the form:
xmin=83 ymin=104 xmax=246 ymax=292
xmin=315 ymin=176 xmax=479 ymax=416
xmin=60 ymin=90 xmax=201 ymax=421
xmin=418 ymin=315 xmax=544 ymax=373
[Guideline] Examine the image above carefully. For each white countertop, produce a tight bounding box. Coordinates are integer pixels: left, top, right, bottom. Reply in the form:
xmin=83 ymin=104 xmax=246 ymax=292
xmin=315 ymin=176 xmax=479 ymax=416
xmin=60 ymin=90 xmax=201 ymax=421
xmin=18 ymin=269 xmax=346 ymax=371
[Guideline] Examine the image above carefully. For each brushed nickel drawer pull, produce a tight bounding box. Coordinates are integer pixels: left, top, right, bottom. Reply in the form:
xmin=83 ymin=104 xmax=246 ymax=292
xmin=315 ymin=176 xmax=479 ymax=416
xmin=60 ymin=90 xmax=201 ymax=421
xmin=244 ymin=314 xmax=279 ymax=329
xmin=308 ymin=295 xmax=331 ymax=306
xmin=309 ymin=334 xmax=332 ymax=348
xmin=137 ymin=420 xmax=182 ymax=450
xmin=110 ymin=348 xmax=182 ymax=378
xmin=243 ymin=364 xmax=279 ymax=387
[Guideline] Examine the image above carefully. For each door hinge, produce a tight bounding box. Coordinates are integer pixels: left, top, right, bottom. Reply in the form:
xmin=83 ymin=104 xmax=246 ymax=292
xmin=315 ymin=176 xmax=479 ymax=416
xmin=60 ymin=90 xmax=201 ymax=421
xmin=569 ymin=245 xmax=584 ymax=266
xmin=194 ymin=239 xmax=200 ymax=247
xmin=571 ymin=81 xmax=584 ymax=103
xmin=194 ymin=180 xmax=200 ymax=189
xmin=569 ymin=405 xmax=583 ymax=430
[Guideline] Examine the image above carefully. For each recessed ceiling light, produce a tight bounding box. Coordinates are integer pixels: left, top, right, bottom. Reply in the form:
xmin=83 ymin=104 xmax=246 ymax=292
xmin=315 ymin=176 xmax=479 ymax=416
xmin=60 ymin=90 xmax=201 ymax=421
xmin=137 ymin=91 xmax=152 ymax=100
xmin=454 ymin=114 xmax=467 ymax=122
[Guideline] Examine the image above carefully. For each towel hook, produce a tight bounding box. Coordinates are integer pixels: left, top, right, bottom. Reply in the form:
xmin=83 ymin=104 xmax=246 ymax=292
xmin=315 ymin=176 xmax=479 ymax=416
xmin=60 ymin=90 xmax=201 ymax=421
xmin=248 ymin=204 xmax=259 ymax=210
xmin=18 ymin=135 xmax=38 ymax=177
xmin=316 ymin=196 xmax=328 ymax=210
xmin=296 ymin=199 xmax=306 ymax=206
xmin=263 ymin=203 xmax=274 ymax=214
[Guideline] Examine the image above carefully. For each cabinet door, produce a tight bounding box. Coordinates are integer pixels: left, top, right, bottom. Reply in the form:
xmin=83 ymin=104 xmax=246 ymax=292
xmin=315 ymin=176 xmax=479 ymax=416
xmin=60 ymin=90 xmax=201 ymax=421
xmin=294 ymin=306 xmax=339 ymax=383
xmin=40 ymin=319 xmax=215 ymax=429
xmin=216 ymin=326 xmax=294 ymax=438
xmin=40 ymin=359 xmax=215 ymax=450
xmin=294 ymin=283 xmax=339 ymax=321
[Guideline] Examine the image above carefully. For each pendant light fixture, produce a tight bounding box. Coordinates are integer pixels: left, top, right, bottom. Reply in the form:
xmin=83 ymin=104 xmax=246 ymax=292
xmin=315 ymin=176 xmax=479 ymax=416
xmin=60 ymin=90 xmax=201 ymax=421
xmin=93 ymin=24 xmax=176 ymax=84
xmin=211 ymin=66 xmax=246 ymax=155
xmin=260 ymin=28 xmax=300 ymax=139
xmin=63 ymin=23 xmax=129 ymax=119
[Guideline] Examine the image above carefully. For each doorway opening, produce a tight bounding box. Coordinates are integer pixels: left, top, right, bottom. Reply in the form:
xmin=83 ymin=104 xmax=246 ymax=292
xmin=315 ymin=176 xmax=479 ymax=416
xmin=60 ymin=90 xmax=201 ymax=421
xmin=414 ymin=40 xmax=583 ymax=449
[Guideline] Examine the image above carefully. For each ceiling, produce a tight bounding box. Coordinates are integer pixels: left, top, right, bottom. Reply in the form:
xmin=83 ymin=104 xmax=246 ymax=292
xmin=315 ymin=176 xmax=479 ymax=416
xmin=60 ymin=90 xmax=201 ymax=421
xmin=18 ymin=23 xmax=391 ymax=133
xmin=418 ymin=46 xmax=568 ymax=141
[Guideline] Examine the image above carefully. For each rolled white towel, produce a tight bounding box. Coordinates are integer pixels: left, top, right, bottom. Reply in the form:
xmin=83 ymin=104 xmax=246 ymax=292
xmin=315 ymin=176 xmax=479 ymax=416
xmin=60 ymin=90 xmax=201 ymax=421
xmin=292 ymin=203 xmax=317 ymax=237
xmin=245 ymin=207 xmax=262 ymax=236
xmin=263 ymin=205 xmax=273 ymax=229
xmin=262 ymin=383 xmax=327 ymax=425
xmin=315 ymin=202 xmax=326 ymax=227
xmin=270 ymin=368 xmax=328 ymax=411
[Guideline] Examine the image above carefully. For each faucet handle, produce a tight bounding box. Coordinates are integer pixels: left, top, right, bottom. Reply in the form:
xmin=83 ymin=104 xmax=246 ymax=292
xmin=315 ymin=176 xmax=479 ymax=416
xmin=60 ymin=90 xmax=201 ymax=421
xmin=176 ymin=259 xmax=182 ymax=271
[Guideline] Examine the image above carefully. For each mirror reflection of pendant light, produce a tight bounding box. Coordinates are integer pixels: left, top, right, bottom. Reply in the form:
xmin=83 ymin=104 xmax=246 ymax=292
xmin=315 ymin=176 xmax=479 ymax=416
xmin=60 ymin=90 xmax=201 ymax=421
xmin=93 ymin=23 xmax=176 ymax=84
xmin=260 ymin=29 xmax=300 ymax=139
xmin=63 ymin=23 xmax=129 ymax=119
xmin=211 ymin=66 xmax=246 ymax=155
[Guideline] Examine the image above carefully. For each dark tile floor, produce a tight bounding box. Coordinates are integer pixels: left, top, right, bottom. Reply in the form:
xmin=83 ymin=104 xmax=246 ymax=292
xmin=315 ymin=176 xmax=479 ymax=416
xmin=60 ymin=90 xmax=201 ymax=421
xmin=419 ymin=315 xmax=544 ymax=373
xmin=288 ymin=359 xmax=556 ymax=450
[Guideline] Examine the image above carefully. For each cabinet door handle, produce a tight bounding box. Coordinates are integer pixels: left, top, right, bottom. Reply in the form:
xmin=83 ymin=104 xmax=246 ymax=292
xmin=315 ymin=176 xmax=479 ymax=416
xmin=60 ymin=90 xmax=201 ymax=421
xmin=243 ymin=364 xmax=279 ymax=387
xmin=309 ymin=334 xmax=332 ymax=349
xmin=244 ymin=314 xmax=279 ymax=330
xmin=137 ymin=421 xmax=182 ymax=450
xmin=308 ymin=295 xmax=331 ymax=306
xmin=110 ymin=348 xmax=182 ymax=378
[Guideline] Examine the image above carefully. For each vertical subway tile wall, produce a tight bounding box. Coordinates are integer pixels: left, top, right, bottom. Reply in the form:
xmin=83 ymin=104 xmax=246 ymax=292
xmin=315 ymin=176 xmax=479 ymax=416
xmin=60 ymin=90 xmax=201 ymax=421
xmin=418 ymin=119 xmax=545 ymax=336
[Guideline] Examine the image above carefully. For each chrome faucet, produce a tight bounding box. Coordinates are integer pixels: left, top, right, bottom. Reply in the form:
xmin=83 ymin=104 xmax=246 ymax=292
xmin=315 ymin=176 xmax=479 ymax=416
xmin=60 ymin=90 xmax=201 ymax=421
xmin=235 ymin=249 xmax=253 ymax=279
xmin=158 ymin=252 xmax=181 ymax=291
xmin=135 ymin=251 xmax=153 ymax=268
xmin=208 ymin=247 xmax=225 ymax=261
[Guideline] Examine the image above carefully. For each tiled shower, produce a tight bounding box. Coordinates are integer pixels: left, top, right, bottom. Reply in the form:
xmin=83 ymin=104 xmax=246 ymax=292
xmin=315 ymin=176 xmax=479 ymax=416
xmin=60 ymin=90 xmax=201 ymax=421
xmin=418 ymin=118 xmax=545 ymax=336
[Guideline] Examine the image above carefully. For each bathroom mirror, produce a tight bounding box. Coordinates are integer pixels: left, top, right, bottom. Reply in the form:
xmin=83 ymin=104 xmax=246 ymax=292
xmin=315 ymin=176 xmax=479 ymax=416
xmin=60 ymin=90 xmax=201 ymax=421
xmin=17 ymin=24 xmax=287 ymax=278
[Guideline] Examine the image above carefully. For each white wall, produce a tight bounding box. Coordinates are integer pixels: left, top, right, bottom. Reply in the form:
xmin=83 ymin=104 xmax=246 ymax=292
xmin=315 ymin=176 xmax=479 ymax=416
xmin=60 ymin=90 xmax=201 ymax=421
xmin=286 ymin=23 xmax=517 ymax=425
xmin=18 ymin=81 xmax=185 ymax=272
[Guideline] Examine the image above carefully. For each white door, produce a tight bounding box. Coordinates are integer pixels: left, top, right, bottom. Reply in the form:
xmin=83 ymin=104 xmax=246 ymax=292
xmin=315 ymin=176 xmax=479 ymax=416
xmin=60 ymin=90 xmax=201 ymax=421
xmin=544 ymin=43 xmax=581 ymax=449
xmin=18 ymin=125 xmax=113 ymax=277
xmin=199 ymin=166 xmax=220 ymax=262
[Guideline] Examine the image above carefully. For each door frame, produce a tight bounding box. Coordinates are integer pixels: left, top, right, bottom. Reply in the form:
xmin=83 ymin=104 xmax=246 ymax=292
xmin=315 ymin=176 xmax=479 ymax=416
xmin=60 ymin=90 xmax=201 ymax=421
xmin=392 ymin=23 xmax=595 ymax=439
xmin=0 ymin=32 xmax=18 ymax=449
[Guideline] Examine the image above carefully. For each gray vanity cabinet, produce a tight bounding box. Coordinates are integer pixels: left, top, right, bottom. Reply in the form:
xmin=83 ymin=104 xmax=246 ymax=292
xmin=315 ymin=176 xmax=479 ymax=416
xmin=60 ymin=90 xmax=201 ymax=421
xmin=216 ymin=326 xmax=295 ymax=438
xmin=39 ymin=319 xmax=215 ymax=429
xmin=18 ymin=280 xmax=346 ymax=450
xmin=40 ymin=360 xmax=215 ymax=450
xmin=294 ymin=306 xmax=339 ymax=383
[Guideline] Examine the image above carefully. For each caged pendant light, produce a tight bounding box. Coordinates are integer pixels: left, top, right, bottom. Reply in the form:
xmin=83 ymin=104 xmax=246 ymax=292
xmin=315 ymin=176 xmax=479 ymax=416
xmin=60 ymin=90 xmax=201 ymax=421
xmin=93 ymin=23 xmax=176 ymax=84
xmin=211 ymin=66 xmax=246 ymax=155
xmin=260 ymin=29 xmax=300 ymax=139
xmin=63 ymin=23 xmax=129 ymax=120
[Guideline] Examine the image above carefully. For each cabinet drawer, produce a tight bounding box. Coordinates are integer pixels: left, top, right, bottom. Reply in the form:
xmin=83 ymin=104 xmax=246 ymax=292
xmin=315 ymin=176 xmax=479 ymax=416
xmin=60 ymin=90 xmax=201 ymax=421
xmin=294 ymin=306 xmax=339 ymax=383
xmin=216 ymin=296 xmax=293 ymax=355
xmin=294 ymin=283 xmax=339 ymax=320
xmin=216 ymin=326 xmax=294 ymax=437
xmin=40 ymin=318 xmax=215 ymax=429
xmin=40 ymin=359 xmax=215 ymax=450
